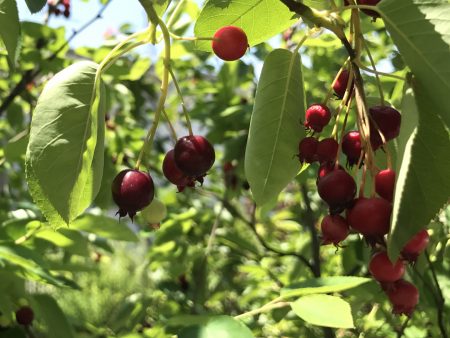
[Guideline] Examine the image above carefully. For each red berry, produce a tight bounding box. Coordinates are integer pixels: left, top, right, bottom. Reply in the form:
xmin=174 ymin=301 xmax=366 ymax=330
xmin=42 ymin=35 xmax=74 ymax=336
xmin=401 ymin=229 xmax=429 ymax=262
xmin=212 ymin=26 xmax=248 ymax=61
xmin=387 ymin=280 xmax=419 ymax=316
xmin=317 ymin=162 xmax=344 ymax=181
xmin=174 ymin=135 xmax=215 ymax=178
xmin=304 ymin=104 xmax=331 ymax=132
xmin=321 ymin=215 xmax=350 ymax=245
xmin=298 ymin=137 xmax=318 ymax=163
xmin=111 ymin=169 xmax=154 ymax=219
xmin=63 ymin=8 xmax=70 ymax=17
xmin=347 ymin=197 xmax=392 ymax=237
xmin=333 ymin=69 xmax=352 ymax=99
xmin=318 ymin=169 xmax=356 ymax=214
xmin=369 ymin=106 xmax=401 ymax=150
xmin=375 ymin=169 xmax=396 ymax=201
xmin=163 ymin=149 xmax=195 ymax=191
xmin=342 ymin=131 xmax=362 ymax=166
xmin=369 ymin=251 xmax=405 ymax=283
xmin=358 ymin=0 xmax=381 ymax=19
xmin=316 ymin=138 xmax=338 ymax=163
xmin=15 ymin=306 xmax=34 ymax=326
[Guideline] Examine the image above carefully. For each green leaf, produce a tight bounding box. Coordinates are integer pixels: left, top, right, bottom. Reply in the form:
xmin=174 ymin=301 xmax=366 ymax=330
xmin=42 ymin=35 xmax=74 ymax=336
xmin=0 ymin=0 xmax=21 ymax=70
xmin=281 ymin=276 xmax=372 ymax=298
xmin=178 ymin=315 xmax=254 ymax=338
xmin=70 ymin=214 xmax=138 ymax=242
xmin=138 ymin=0 xmax=171 ymax=22
xmin=35 ymin=229 xmax=89 ymax=256
xmin=245 ymin=49 xmax=305 ymax=206
xmin=25 ymin=61 xmax=106 ymax=227
xmin=32 ymin=294 xmax=75 ymax=338
xmin=379 ymin=0 xmax=450 ymax=127
xmin=24 ymin=0 xmax=47 ymax=13
xmin=291 ymin=294 xmax=354 ymax=329
xmin=194 ymin=0 xmax=296 ymax=52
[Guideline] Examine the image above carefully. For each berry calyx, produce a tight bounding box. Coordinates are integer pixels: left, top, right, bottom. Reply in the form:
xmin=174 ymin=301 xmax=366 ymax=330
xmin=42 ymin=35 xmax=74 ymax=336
xmin=369 ymin=251 xmax=405 ymax=283
xmin=375 ymin=169 xmax=396 ymax=201
xmin=174 ymin=135 xmax=215 ymax=178
xmin=347 ymin=197 xmax=392 ymax=237
xmin=333 ymin=69 xmax=352 ymax=99
xmin=369 ymin=105 xmax=401 ymax=150
xmin=316 ymin=138 xmax=338 ymax=163
xmin=304 ymin=104 xmax=331 ymax=132
xmin=163 ymin=149 xmax=195 ymax=191
xmin=387 ymin=280 xmax=419 ymax=316
xmin=15 ymin=306 xmax=34 ymax=326
xmin=318 ymin=169 xmax=356 ymax=214
xmin=212 ymin=26 xmax=248 ymax=61
xmin=111 ymin=169 xmax=155 ymax=219
xmin=342 ymin=131 xmax=362 ymax=166
xmin=401 ymin=229 xmax=429 ymax=262
xmin=298 ymin=137 xmax=318 ymax=163
xmin=321 ymin=214 xmax=350 ymax=245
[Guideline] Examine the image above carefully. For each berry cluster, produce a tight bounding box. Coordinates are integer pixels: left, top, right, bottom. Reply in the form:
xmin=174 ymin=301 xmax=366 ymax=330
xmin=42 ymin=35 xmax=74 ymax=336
xmin=47 ymin=0 xmax=71 ymax=18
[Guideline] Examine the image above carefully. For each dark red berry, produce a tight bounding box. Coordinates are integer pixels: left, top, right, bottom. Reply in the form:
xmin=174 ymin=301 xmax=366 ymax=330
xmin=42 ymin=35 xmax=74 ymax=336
xmin=317 ymin=162 xmax=344 ymax=181
xmin=333 ymin=69 xmax=352 ymax=99
xmin=369 ymin=106 xmax=401 ymax=150
xmin=212 ymin=26 xmax=248 ymax=61
xmin=387 ymin=280 xmax=419 ymax=316
xmin=174 ymin=135 xmax=215 ymax=178
xmin=163 ymin=149 xmax=195 ymax=191
xmin=401 ymin=229 xmax=429 ymax=262
xmin=375 ymin=169 xmax=396 ymax=201
xmin=347 ymin=197 xmax=392 ymax=237
xmin=321 ymin=215 xmax=349 ymax=245
xmin=298 ymin=137 xmax=318 ymax=163
xmin=358 ymin=0 xmax=381 ymax=19
xmin=304 ymin=104 xmax=331 ymax=132
xmin=369 ymin=251 xmax=405 ymax=283
xmin=342 ymin=131 xmax=362 ymax=166
xmin=318 ymin=169 xmax=356 ymax=214
xmin=63 ymin=8 xmax=70 ymax=17
xmin=111 ymin=169 xmax=154 ymax=219
xmin=15 ymin=306 xmax=34 ymax=326
xmin=316 ymin=138 xmax=338 ymax=163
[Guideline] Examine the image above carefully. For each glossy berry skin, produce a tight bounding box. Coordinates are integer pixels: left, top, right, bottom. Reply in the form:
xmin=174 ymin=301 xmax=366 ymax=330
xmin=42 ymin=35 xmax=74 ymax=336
xmin=375 ymin=169 xmax=396 ymax=201
xmin=163 ymin=149 xmax=194 ymax=191
xmin=304 ymin=104 xmax=331 ymax=132
xmin=358 ymin=0 xmax=381 ymax=19
xmin=317 ymin=162 xmax=344 ymax=181
xmin=174 ymin=135 xmax=215 ymax=178
xmin=369 ymin=106 xmax=401 ymax=150
xmin=342 ymin=131 xmax=362 ymax=166
xmin=15 ymin=306 xmax=34 ymax=326
xmin=321 ymin=215 xmax=350 ymax=245
xmin=298 ymin=137 xmax=318 ymax=163
xmin=112 ymin=169 xmax=154 ymax=219
xmin=387 ymin=280 xmax=419 ymax=316
xmin=401 ymin=229 xmax=429 ymax=262
xmin=316 ymin=138 xmax=338 ymax=163
xmin=347 ymin=197 xmax=392 ymax=237
xmin=318 ymin=169 xmax=356 ymax=214
xmin=333 ymin=69 xmax=351 ymax=99
xmin=212 ymin=26 xmax=248 ymax=61
xmin=369 ymin=251 xmax=405 ymax=283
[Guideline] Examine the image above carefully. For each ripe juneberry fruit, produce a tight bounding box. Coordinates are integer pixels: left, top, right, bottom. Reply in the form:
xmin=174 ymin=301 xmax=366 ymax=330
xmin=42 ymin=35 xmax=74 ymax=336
xmin=375 ymin=169 xmax=396 ymax=201
xmin=369 ymin=251 xmax=405 ymax=283
xmin=304 ymin=104 xmax=331 ymax=132
xmin=316 ymin=138 xmax=338 ymax=163
xmin=318 ymin=169 xmax=356 ymax=214
xmin=298 ymin=137 xmax=318 ymax=163
xmin=317 ymin=162 xmax=344 ymax=181
xmin=369 ymin=105 xmax=401 ymax=150
xmin=212 ymin=26 xmax=248 ymax=61
xmin=333 ymin=69 xmax=352 ymax=99
xmin=347 ymin=197 xmax=392 ymax=237
xmin=163 ymin=149 xmax=195 ymax=191
xmin=321 ymin=215 xmax=350 ymax=245
xmin=342 ymin=131 xmax=362 ymax=166
xmin=15 ymin=306 xmax=34 ymax=326
xmin=358 ymin=0 xmax=381 ymax=19
xmin=401 ymin=229 xmax=430 ymax=262
xmin=387 ymin=280 xmax=419 ymax=316
xmin=174 ymin=135 xmax=215 ymax=178
xmin=111 ymin=169 xmax=154 ymax=219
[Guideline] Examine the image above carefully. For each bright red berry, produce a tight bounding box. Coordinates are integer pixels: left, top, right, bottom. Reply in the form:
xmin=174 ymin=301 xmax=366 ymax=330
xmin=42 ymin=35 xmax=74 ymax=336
xmin=369 ymin=251 xmax=405 ymax=283
xmin=174 ymin=135 xmax=215 ymax=178
xmin=369 ymin=106 xmax=401 ymax=150
xmin=304 ymin=104 xmax=331 ymax=132
xmin=111 ymin=169 xmax=154 ymax=219
xmin=298 ymin=137 xmax=318 ymax=163
xmin=212 ymin=26 xmax=248 ymax=61
xmin=342 ymin=131 xmax=362 ymax=166
xmin=347 ymin=197 xmax=392 ymax=237
xmin=401 ymin=229 xmax=430 ymax=262
xmin=163 ymin=149 xmax=195 ymax=192
xmin=316 ymin=138 xmax=338 ymax=163
xmin=15 ymin=306 xmax=34 ymax=326
xmin=321 ymin=215 xmax=350 ymax=245
xmin=387 ymin=280 xmax=419 ymax=316
xmin=333 ymin=69 xmax=352 ymax=99
xmin=375 ymin=169 xmax=396 ymax=201
xmin=318 ymin=169 xmax=356 ymax=214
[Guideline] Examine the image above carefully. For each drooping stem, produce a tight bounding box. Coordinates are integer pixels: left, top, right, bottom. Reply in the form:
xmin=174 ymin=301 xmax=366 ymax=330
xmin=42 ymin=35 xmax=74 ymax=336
xmin=361 ymin=37 xmax=384 ymax=105
xmin=234 ymin=300 xmax=289 ymax=320
xmin=168 ymin=67 xmax=193 ymax=136
xmin=162 ymin=108 xmax=178 ymax=143
xmin=14 ymin=223 xmax=43 ymax=245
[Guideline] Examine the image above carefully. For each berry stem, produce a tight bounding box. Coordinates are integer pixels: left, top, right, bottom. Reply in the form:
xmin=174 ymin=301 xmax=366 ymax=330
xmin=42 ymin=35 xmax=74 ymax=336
xmin=361 ymin=36 xmax=385 ymax=105
xmin=168 ymin=67 xmax=194 ymax=136
xmin=234 ymin=300 xmax=289 ymax=320
xmin=162 ymin=108 xmax=178 ymax=143
xmin=355 ymin=61 xmax=406 ymax=81
xmin=169 ymin=32 xmax=215 ymax=41
xmin=166 ymin=0 xmax=187 ymax=28
xmin=335 ymin=96 xmax=353 ymax=166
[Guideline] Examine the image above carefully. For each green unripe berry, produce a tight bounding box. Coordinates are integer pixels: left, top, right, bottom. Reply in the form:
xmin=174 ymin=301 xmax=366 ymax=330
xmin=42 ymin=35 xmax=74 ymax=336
xmin=140 ymin=198 xmax=167 ymax=224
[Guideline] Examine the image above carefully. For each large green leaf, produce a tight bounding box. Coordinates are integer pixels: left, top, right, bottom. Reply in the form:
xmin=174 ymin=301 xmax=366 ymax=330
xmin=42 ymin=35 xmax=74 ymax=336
xmin=194 ymin=0 xmax=296 ymax=52
xmin=245 ymin=49 xmax=305 ymax=206
xmin=26 ymin=61 xmax=106 ymax=228
xmin=178 ymin=315 xmax=254 ymax=338
xmin=0 ymin=0 xmax=20 ymax=70
xmin=379 ymin=0 xmax=450 ymax=127
xmin=35 ymin=228 xmax=90 ymax=256
xmin=24 ymin=0 xmax=47 ymax=13
xmin=291 ymin=294 xmax=354 ymax=329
